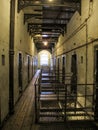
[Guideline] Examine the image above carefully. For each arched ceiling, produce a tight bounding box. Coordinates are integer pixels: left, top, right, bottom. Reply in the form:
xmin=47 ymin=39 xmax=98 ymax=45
xmin=18 ymin=0 xmax=81 ymax=51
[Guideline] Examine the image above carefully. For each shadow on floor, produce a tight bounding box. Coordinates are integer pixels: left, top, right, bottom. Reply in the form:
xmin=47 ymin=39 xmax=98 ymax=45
xmin=31 ymin=121 xmax=98 ymax=130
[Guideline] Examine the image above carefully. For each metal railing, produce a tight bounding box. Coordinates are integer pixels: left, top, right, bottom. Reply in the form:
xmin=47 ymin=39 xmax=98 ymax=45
xmin=34 ymin=69 xmax=95 ymax=123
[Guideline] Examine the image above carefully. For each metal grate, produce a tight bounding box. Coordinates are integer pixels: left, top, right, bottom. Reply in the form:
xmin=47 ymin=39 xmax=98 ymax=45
xmin=34 ymin=68 xmax=95 ymax=124
xmin=38 ymin=122 xmax=97 ymax=130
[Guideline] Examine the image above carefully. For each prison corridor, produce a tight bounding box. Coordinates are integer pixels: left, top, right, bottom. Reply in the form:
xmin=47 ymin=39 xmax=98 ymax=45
xmin=1 ymin=69 xmax=98 ymax=130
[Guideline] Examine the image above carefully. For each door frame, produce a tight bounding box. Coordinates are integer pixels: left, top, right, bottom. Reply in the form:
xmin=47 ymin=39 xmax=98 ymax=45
xmin=28 ymin=55 xmax=30 ymax=83
xmin=71 ymin=54 xmax=77 ymax=94
xmin=18 ymin=53 xmax=23 ymax=94
xmin=62 ymin=55 xmax=66 ymax=83
xmin=94 ymin=46 xmax=98 ymax=121
xmin=57 ymin=57 xmax=60 ymax=80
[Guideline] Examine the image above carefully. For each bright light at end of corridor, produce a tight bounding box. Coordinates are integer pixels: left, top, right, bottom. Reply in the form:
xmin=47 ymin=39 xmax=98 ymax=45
xmin=43 ymin=41 xmax=48 ymax=46
xmin=49 ymin=0 xmax=53 ymax=2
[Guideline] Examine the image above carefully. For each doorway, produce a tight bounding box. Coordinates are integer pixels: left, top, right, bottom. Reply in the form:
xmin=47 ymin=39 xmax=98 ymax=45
xmin=28 ymin=56 xmax=30 ymax=83
xmin=18 ymin=53 xmax=22 ymax=94
xmin=71 ymin=54 xmax=77 ymax=94
xmin=40 ymin=53 xmax=48 ymax=66
xmin=32 ymin=58 xmax=33 ymax=76
xmin=57 ymin=58 xmax=60 ymax=80
xmin=62 ymin=56 xmax=65 ymax=83
xmin=94 ymin=48 xmax=98 ymax=121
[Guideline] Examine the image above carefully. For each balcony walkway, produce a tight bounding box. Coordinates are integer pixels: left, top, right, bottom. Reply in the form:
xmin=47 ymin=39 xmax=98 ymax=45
xmin=1 ymin=70 xmax=98 ymax=130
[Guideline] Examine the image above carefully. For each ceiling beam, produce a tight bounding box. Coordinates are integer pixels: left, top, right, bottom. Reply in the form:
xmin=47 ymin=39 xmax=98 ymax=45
xmin=24 ymin=14 xmax=70 ymax=22
xmin=28 ymin=28 xmax=64 ymax=34
xmin=30 ymin=30 xmax=61 ymax=34
xmin=28 ymin=23 xmax=66 ymax=35
xmin=24 ymin=13 xmax=42 ymax=23
xmin=35 ymin=17 xmax=70 ymax=21
xmin=18 ymin=0 xmax=79 ymax=12
xmin=34 ymin=8 xmax=75 ymax=13
xmin=28 ymin=23 xmax=66 ymax=27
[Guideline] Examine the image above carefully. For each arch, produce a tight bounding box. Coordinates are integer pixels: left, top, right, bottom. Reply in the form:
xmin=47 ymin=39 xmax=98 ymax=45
xmin=38 ymin=49 xmax=52 ymax=54
xmin=38 ymin=50 xmax=52 ymax=68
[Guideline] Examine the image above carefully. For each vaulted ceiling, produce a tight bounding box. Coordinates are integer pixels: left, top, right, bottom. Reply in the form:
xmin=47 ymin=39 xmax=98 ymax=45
xmin=18 ymin=0 xmax=81 ymax=51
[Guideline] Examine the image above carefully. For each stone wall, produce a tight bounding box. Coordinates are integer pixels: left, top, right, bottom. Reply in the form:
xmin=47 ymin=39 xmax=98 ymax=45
xmin=0 ymin=0 xmax=38 ymax=123
xmin=0 ymin=0 xmax=10 ymax=123
xmin=54 ymin=0 xmax=98 ymax=85
xmin=53 ymin=0 xmax=98 ymax=108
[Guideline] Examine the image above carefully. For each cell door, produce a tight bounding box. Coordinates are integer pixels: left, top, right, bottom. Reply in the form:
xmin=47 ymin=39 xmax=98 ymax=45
xmin=71 ymin=54 xmax=77 ymax=94
xmin=57 ymin=58 xmax=60 ymax=80
xmin=62 ymin=56 xmax=65 ymax=83
xmin=53 ymin=58 xmax=56 ymax=71
xmin=32 ymin=58 xmax=34 ymax=76
xmin=18 ymin=53 xmax=22 ymax=93
xmin=28 ymin=56 xmax=30 ymax=83
xmin=94 ymin=49 xmax=98 ymax=121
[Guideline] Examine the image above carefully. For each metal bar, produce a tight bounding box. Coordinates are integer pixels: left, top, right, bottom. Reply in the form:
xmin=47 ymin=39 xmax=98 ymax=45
xmin=64 ymin=84 xmax=67 ymax=121
xmin=38 ymin=68 xmax=94 ymax=122
xmin=34 ymin=83 xmax=38 ymax=123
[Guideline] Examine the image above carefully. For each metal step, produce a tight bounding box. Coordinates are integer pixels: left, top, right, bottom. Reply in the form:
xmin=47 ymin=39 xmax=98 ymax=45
xmin=41 ymin=80 xmax=59 ymax=83
xmin=40 ymin=97 xmax=65 ymax=101
xmin=42 ymin=75 xmax=56 ymax=78
xmin=40 ymin=107 xmax=64 ymax=112
xmin=39 ymin=113 xmax=64 ymax=117
xmin=40 ymin=94 xmax=65 ymax=97
xmin=41 ymin=89 xmax=56 ymax=92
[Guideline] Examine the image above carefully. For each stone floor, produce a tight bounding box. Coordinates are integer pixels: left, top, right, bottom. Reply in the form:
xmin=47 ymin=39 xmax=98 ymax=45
xmin=1 ymin=70 xmax=98 ymax=130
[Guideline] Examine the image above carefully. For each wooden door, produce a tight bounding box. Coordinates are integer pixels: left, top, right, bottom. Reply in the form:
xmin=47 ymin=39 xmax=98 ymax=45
xmin=18 ymin=53 xmax=22 ymax=93
xmin=28 ymin=56 xmax=30 ymax=83
xmin=71 ymin=54 xmax=77 ymax=94
xmin=57 ymin=58 xmax=60 ymax=80
xmin=32 ymin=58 xmax=34 ymax=76
xmin=94 ymin=49 xmax=98 ymax=121
xmin=62 ymin=56 xmax=65 ymax=83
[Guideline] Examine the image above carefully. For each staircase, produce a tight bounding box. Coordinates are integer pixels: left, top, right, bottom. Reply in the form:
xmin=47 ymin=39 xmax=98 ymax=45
xmin=35 ymin=69 xmax=66 ymax=123
xmin=34 ymin=68 xmax=95 ymax=123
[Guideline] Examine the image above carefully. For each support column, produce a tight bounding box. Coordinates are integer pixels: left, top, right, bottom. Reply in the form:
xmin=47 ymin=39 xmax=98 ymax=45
xmin=9 ymin=0 xmax=15 ymax=114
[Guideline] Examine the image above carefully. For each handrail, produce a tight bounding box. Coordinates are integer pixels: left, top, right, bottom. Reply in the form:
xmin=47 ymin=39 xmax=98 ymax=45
xmin=34 ymin=69 xmax=95 ymax=122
